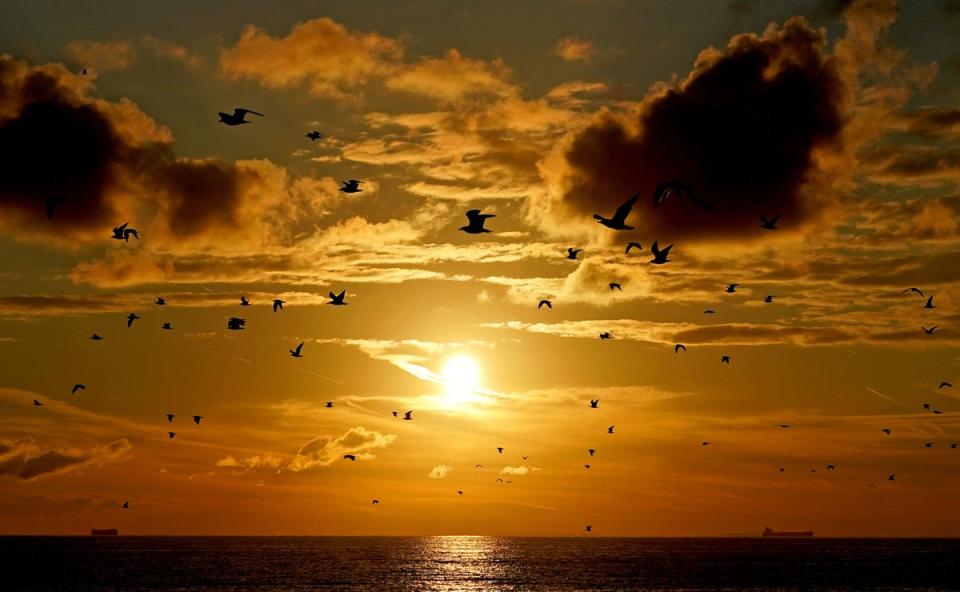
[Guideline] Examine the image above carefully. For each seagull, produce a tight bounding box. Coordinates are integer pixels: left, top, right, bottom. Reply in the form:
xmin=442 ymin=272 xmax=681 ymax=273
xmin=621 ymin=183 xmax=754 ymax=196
xmin=227 ymin=317 xmax=245 ymax=330
xmin=168 ymin=432 xmax=176 ymax=439
xmin=721 ymin=355 xmax=731 ymax=364
xmin=339 ymin=180 xmax=363 ymax=194
xmin=593 ymin=192 xmax=640 ymax=230
xmin=779 ymin=467 xmax=785 ymax=472
xmin=111 ymin=222 xmax=139 ymax=241
xmin=584 ymin=464 xmax=591 ymax=469
xmin=72 ymin=384 xmax=86 ymax=394
xmin=903 ymin=288 xmax=924 ymax=297
xmin=497 ymin=447 xmax=504 ymax=454
xmin=588 ymin=449 xmax=596 ymax=456
xmin=725 ymin=284 xmax=739 ymax=293
xmin=675 ymin=344 xmax=686 ymax=354
xmin=155 ymin=297 xmax=166 ymax=305
xmin=240 ymin=296 xmax=250 ymax=306
xmin=599 ymin=332 xmax=612 ymax=340
xmin=888 ymin=474 xmax=895 ymax=481
xmin=590 ymin=399 xmax=599 ymax=408
xmin=653 ymin=181 xmax=711 ymax=210
xmin=273 ymin=299 xmax=285 ymax=313
xmin=166 ymin=414 xmax=174 ymax=423
xmin=924 ymin=295 xmax=935 ymax=309
xmin=939 ymin=382 xmax=952 ymax=389
xmin=827 ymin=464 xmax=835 ymax=470
xmin=625 ymin=242 xmax=642 ymax=254
xmin=459 ymin=209 xmax=495 ymax=234
xmin=32 ymin=399 xmax=43 ymax=406
xmin=326 ymin=402 xmax=334 ymax=408
xmin=764 ymin=295 xmax=775 ymax=303
xmin=922 ymin=326 xmax=938 ymax=335
xmin=925 ymin=442 xmax=933 ymax=448
xmin=343 ymin=454 xmax=357 ymax=461
xmin=609 ymin=283 xmax=622 ymax=291
xmin=475 ymin=464 xmax=483 ymax=469
xmin=372 ymin=499 xmax=379 ymax=505
xmin=162 ymin=322 xmax=172 ymax=330
xmin=704 ymin=310 xmax=715 ymax=314
xmin=933 ymin=409 xmax=943 ymax=414
xmin=760 ymin=215 xmax=781 ymax=230
xmin=538 ymin=300 xmax=552 ymax=309
xmin=193 ymin=416 xmax=202 ymax=426
xmin=566 ymin=248 xmax=582 ymax=260
xmin=585 ymin=525 xmax=592 ymax=532
xmin=81 ymin=67 xmax=87 ymax=76
xmin=951 ymin=443 xmax=958 ymax=449
xmin=127 ymin=313 xmax=139 ymax=328
xmin=607 ymin=425 xmax=615 ymax=434
xmin=306 ymin=131 xmax=325 ymax=141
xmin=701 ymin=441 xmax=710 ymax=446
xmin=328 ymin=291 xmax=347 ymax=305
xmin=122 ymin=502 xmax=129 ymax=509
xmin=649 ymin=241 xmax=673 ymax=265
xmin=391 ymin=411 xmax=398 ymax=417
xmin=290 ymin=342 xmax=304 ymax=358
xmin=218 ymin=108 xmax=264 ymax=126
xmin=403 ymin=411 xmax=413 ymax=421
xmin=778 ymin=424 xmax=790 ymax=429
xmin=90 ymin=334 xmax=104 ymax=341
xmin=457 ymin=490 xmax=464 ymax=496
xmin=882 ymin=428 xmax=891 ymax=435
xmin=923 ymin=403 xmax=931 ymax=410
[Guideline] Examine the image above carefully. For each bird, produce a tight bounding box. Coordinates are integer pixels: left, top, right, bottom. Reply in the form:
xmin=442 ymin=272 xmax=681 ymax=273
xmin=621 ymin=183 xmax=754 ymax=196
xmin=391 ymin=411 xmax=398 ymax=417
xmin=162 ymin=322 xmax=172 ymax=330
xmin=653 ymin=181 xmax=712 ymax=209
xmin=923 ymin=403 xmax=931 ymax=410
xmin=497 ymin=447 xmax=504 ymax=454
xmin=273 ymin=299 xmax=285 ymax=313
xmin=599 ymin=332 xmax=612 ymax=340
xmin=607 ymin=425 xmax=615 ymax=434
xmin=704 ymin=310 xmax=715 ymax=314
xmin=121 ymin=502 xmax=129 ymax=509
xmin=566 ymin=248 xmax=582 ymax=260
xmin=111 ymin=222 xmax=139 ymax=241
xmin=675 ymin=344 xmax=686 ymax=354
xmin=240 ymin=296 xmax=250 ymax=307
xmin=777 ymin=424 xmax=790 ymax=429
xmin=193 ymin=416 xmax=202 ymax=426
xmin=951 ymin=443 xmax=958 ymax=449
xmin=888 ymin=474 xmax=895 ymax=481
xmin=81 ymin=67 xmax=87 ymax=76
xmin=764 ymin=295 xmax=775 ymax=303
xmin=127 ymin=313 xmax=139 ymax=328
xmin=72 ymin=384 xmax=86 ymax=394
xmin=924 ymin=295 xmax=935 ymax=309
xmin=166 ymin=414 xmax=174 ymax=423
xmin=649 ymin=241 xmax=673 ymax=265
xmin=827 ymin=464 xmax=835 ymax=470
xmin=939 ymin=382 xmax=953 ymax=389
xmin=589 ymin=399 xmax=599 ymax=408
xmin=585 ymin=525 xmax=593 ymax=532
xmin=90 ymin=334 xmax=104 ymax=341
xmin=903 ymin=288 xmax=924 ymax=297
xmin=538 ymin=300 xmax=552 ymax=309
xmin=326 ymin=402 xmax=333 ymax=408
xmin=328 ymin=290 xmax=347 ymax=305
xmin=32 ymin=399 xmax=43 ymax=406
xmin=609 ymin=283 xmax=622 ymax=291
xmin=882 ymin=428 xmax=891 ymax=435
xmin=701 ymin=441 xmax=710 ymax=446
xmin=457 ymin=490 xmax=464 ymax=496
xmin=343 ymin=454 xmax=357 ymax=461
xmin=155 ymin=297 xmax=166 ymax=305
xmin=584 ymin=464 xmax=591 ymax=469
xmin=760 ymin=215 xmax=781 ymax=230
xmin=372 ymin=499 xmax=379 ymax=505
xmin=339 ymin=180 xmax=363 ymax=193
xmin=933 ymin=409 xmax=943 ymax=414
xmin=403 ymin=411 xmax=413 ymax=421
xmin=306 ymin=131 xmax=325 ymax=141
xmin=593 ymin=192 xmax=640 ymax=230
xmin=459 ymin=209 xmax=495 ymax=234
xmin=625 ymin=242 xmax=643 ymax=254
xmin=779 ymin=468 xmax=785 ymax=472
xmin=218 ymin=108 xmax=264 ymax=126
xmin=721 ymin=355 xmax=731 ymax=364
xmin=925 ymin=442 xmax=933 ymax=448
xmin=922 ymin=326 xmax=938 ymax=335
xmin=290 ymin=342 xmax=304 ymax=358
xmin=168 ymin=432 xmax=175 ymax=439
xmin=475 ymin=464 xmax=483 ymax=469
xmin=227 ymin=317 xmax=245 ymax=330
xmin=725 ymin=284 xmax=739 ymax=293
xmin=588 ymin=448 xmax=596 ymax=457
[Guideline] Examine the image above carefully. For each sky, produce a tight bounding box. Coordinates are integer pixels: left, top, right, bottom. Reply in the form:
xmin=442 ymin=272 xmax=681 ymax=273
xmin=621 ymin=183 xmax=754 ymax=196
xmin=1 ymin=0 xmax=960 ymax=536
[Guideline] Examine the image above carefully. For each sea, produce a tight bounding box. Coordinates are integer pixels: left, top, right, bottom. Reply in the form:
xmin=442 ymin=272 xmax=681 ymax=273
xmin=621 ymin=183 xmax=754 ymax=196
xmin=2 ymin=536 xmax=958 ymax=591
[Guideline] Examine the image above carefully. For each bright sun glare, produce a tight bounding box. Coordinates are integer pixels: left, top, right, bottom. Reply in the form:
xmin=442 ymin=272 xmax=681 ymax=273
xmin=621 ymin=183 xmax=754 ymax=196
xmin=441 ymin=355 xmax=481 ymax=404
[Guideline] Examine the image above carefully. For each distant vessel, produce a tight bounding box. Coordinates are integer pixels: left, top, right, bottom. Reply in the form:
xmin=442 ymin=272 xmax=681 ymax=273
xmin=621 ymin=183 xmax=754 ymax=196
xmin=90 ymin=529 xmax=119 ymax=536
xmin=762 ymin=527 xmax=813 ymax=538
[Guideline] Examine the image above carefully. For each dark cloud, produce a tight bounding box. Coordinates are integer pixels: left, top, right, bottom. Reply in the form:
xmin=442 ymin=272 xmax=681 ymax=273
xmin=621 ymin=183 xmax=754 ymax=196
xmin=0 ymin=438 xmax=131 ymax=480
xmin=542 ymin=16 xmax=846 ymax=240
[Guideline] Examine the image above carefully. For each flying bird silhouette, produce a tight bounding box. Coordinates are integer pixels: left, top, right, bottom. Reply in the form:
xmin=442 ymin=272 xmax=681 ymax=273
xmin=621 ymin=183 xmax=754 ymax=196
xmin=155 ymin=297 xmax=166 ymax=305
xmin=921 ymin=326 xmax=938 ymax=335
xmin=459 ymin=209 xmax=495 ymax=234
xmin=566 ymin=248 xmax=582 ymax=260
xmin=111 ymin=222 xmax=139 ymax=241
xmin=193 ymin=416 xmax=202 ymax=426
xmin=122 ymin=501 xmax=129 ymax=509
xmin=653 ymin=181 xmax=712 ymax=210
xmin=72 ymin=384 xmax=85 ymax=394
xmin=704 ymin=310 xmax=715 ymax=314
xmin=882 ymin=428 xmax=891 ymax=435
xmin=497 ymin=447 xmax=504 ymax=454
xmin=272 ymin=299 xmax=285 ymax=313
xmin=701 ymin=441 xmax=710 ymax=446
xmin=328 ymin=291 xmax=347 ymax=305
xmin=599 ymin=332 xmax=612 ymax=340
xmin=240 ymin=296 xmax=250 ymax=306
xmin=763 ymin=295 xmax=775 ymax=303
xmin=168 ymin=432 xmax=176 ymax=439
xmin=326 ymin=402 xmax=334 ymax=408
xmin=584 ymin=464 xmax=591 ymax=469
xmin=227 ymin=317 xmax=245 ymax=330
xmin=725 ymin=284 xmax=739 ymax=293
xmin=290 ymin=342 xmax=304 ymax=358
xmin=403 ymin=411 xmax=413 ymax=421
xmin=649 ymin=241 xmax=673 ymax=265
xmin=339 ymin=179 xmax=363 ymax=193
xmin=939 ymin=382 xmax=953 ymax=389
xmin=607 ymin=425 xmax=615 ymax=434
xmin=827 ymin=464 xmax=835 ymax=470
xmin=218 ymin=108 xmax=264 ymax=125
xmin=588 ymin=448 xmax=596 ymax=456
xmin=903 ymin=288 xmax=924 ymax=297
xmin=372 ymin=499 xmax=379 ymax=505
xmin=925 ymin=442 xmax=933 ymax=448
xmin=609 ymin=283 xmax=622 ymax=291
xmin=162 ymin=322 xmax=172 ymax=330
xmin=675 ymin=344 xmax=686 ymax=354
xmin=924 ymin=295 xmax=935 ymax=309
xmin=306 ymin=131 xmax=325 ymax=141
xmin=90 ymin=333 xmax=104 ymax=341
xmin=590 ymin=399 xmax=599 ymax=408
xmin=538 ymin=299 xmax=552 ymax=309
xmin=922 ymin=403 xmax=931 ymax=410
xmin=585 ymin=525 xmax=592 ymax=532
xmin=457 ymin=490 xmax=464 ymax=496
xmin=721 ymin=355 xmax=731 ymax=364
xmin=760 ymin=215 xmax=781 ymax=230
xmin=343 ymin=454 xmax=357 ymax=461
xmin=888 ymin=474 xmax=895 ymax=481
xmin=166 ymin=414 xmax=174 ymax=423
xmin=778 ymin=424 xmax=790 ymax=429
xmin=126 ymin=313 xmax=139 ymax=328
xmin=593 ymin=192 xmax=640 ymax=230
xmin=625 ymin=242 xmax=643 ymax=254
xmin=32 ymin=399 xmax=43 ymax=406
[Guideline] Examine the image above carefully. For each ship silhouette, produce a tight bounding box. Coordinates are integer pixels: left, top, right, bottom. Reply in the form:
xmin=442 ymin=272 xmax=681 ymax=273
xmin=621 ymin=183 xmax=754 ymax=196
xmin=762 ymin=527 xmax=813 ymax=538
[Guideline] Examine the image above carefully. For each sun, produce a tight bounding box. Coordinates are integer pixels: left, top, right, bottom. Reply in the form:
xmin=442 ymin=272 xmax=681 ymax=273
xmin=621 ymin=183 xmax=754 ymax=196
xmin=440 ymin=355 xmax=481 ymax=405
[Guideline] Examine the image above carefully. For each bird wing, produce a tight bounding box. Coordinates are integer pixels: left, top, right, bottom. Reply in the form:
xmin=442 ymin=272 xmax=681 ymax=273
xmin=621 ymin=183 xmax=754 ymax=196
xmin=235 ymin=108 xmax=264 ymax=117
xmin=612 ymin=192 xmax=640 ymax=222
xmin=336 ymin=290 xmax=346 ymax=300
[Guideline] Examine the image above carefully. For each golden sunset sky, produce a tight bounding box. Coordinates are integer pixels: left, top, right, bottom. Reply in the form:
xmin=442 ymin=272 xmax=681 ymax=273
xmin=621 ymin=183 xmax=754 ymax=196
xmin=1 ymin=0 xmax=960 ymax=536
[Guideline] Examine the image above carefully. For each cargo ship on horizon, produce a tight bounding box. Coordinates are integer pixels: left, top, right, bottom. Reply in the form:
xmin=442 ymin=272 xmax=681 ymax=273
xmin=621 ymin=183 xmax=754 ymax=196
xmin=90 ymin=529 xmax=119 ymax=536
xmin=762 ymin=527 xmax=813 ymax=538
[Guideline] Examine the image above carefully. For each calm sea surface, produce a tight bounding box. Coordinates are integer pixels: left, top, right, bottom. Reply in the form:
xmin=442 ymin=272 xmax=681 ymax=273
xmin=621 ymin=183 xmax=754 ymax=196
xmin=2 ymin=536 xmax=958 ymax=591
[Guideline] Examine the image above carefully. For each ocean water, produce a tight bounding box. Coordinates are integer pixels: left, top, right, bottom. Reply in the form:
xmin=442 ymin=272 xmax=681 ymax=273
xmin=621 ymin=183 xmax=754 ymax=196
xmin=2 ymin=536 xmax=959 ymax=591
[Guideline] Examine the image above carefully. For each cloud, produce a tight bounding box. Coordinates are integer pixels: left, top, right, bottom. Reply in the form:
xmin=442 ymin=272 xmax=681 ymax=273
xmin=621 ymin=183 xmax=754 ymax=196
xmin=501 ymin=465 xmax=540 ymax=475
xmin=215 ymin=454 xmax=284 ymax=471
xmin=219 ymin=17 xmax=403 ymax=101
xmin=553 ymin=36 xmax=596 ymax=62
xmin=429 ymin=464 xmax=452 ymax=479
xmin=0 ymin=438 xmax=131 ymax=480
xmin=65 ymin=40 xmax=136 ymax=71
xmin=386 ymin=49 xmax=515 ymax=102
xmin=287 ymin=427 xmax=396 ymax=471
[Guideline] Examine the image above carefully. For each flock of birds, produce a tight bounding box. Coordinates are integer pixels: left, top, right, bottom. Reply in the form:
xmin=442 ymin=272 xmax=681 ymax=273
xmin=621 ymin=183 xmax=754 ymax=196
xmin=30 ymin=106 xmax=954 ymax=529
